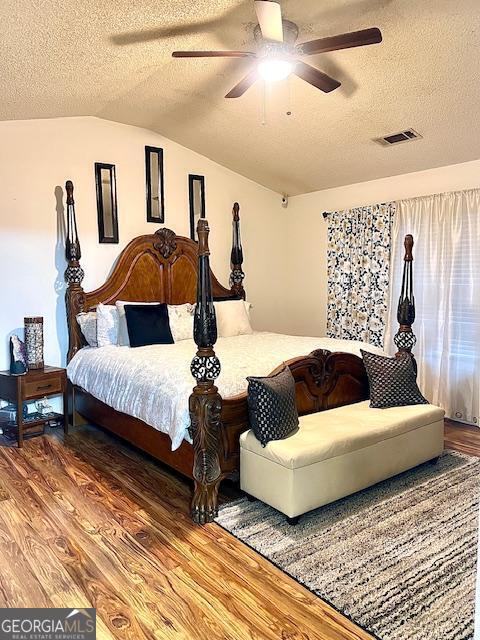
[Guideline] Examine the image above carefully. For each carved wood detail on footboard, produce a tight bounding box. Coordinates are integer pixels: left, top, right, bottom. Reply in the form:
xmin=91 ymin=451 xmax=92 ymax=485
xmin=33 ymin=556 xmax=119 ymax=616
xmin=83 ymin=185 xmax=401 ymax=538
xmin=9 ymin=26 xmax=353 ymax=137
xmin=219 ymin=349 xmax=370 ymax=478
xmin=312 ymin=349 xmax=370 ymax=410
xmin=273 ymin=349 xmax=369 ymax=415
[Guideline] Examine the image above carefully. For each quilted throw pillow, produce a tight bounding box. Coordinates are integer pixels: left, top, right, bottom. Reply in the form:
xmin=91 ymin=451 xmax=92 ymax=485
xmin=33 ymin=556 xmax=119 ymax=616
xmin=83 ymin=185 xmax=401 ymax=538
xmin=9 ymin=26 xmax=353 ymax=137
xmin=96 ymin=304 xmax=119 ymax=347
xmin=247 ymin=367 xmax=299 ymax=447
xmin=167 ymin=303 xmax=195 ymax=342
xmin=76 ymin=311 xmax=97 ymax=347
xmin=361 ymin=350 xmax=429 ymax=409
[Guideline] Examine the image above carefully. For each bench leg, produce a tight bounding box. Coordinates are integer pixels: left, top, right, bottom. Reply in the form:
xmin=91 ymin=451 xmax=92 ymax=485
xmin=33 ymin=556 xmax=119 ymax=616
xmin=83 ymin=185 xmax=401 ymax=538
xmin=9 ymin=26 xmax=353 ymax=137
xmin=286 ymin=516 xmax=300 ymax=526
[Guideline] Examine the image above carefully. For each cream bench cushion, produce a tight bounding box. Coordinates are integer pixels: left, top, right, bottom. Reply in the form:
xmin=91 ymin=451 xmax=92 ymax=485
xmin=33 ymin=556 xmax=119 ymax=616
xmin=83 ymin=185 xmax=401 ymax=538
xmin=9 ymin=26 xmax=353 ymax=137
xmin=240 ymin=400 xmax=445 ymax=518
xmin=240 ymin=401 xmax=445 ymax=469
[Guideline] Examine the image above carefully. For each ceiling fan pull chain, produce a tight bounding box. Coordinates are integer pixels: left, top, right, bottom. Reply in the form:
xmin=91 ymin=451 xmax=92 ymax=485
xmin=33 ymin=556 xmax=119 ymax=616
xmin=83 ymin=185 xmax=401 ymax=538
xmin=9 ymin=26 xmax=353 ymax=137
xmin=286 ymin=75 xmax=292 ymax=117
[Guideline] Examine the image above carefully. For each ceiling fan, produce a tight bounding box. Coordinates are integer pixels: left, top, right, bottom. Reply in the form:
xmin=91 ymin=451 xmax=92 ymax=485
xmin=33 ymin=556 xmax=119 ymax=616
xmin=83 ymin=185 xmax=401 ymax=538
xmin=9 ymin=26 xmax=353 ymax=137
xmin=172 ymin=1 xmax=382 ymax=98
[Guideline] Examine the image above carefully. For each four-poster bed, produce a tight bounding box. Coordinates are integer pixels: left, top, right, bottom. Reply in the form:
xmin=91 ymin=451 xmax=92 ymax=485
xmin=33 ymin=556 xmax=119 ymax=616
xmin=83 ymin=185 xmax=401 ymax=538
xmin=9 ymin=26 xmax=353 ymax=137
xmin=64 ymin=181 xmax=417 ymax=524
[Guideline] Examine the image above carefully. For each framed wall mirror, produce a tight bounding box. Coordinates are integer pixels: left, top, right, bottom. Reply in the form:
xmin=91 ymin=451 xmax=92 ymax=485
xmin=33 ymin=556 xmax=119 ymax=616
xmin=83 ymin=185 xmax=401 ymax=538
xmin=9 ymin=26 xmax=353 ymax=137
xmin=189 ymin=174 xmax=206 ymax=241
xmin=145 ymin=146 xmax=165 ymax=223
xmin=95 ymin=162 xmax=119 ymax=244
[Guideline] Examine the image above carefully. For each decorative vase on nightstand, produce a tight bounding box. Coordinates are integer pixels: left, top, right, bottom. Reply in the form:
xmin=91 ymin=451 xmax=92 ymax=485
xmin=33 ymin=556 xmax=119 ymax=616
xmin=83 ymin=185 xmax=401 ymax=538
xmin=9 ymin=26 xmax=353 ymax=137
xmin=24 ymin=316 xmax=44 ymax=370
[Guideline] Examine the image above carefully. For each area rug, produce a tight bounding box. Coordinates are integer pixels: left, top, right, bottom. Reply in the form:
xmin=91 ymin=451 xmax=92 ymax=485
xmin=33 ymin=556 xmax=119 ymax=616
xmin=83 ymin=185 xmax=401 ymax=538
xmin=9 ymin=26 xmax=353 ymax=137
xmin=216 ymin=452 xmax=479 ymax=640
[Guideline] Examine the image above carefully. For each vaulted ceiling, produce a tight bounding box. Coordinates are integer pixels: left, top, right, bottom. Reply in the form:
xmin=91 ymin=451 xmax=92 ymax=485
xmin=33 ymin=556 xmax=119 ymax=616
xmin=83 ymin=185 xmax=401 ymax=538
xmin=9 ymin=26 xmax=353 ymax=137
xmin=2 ymin=0 xmax=479 ymax=195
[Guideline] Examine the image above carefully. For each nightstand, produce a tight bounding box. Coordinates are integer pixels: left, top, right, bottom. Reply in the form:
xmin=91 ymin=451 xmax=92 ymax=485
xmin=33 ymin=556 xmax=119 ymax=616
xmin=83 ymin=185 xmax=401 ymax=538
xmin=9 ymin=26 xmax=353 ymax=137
xmin=0 ymin=366 xmax=68 ymax=447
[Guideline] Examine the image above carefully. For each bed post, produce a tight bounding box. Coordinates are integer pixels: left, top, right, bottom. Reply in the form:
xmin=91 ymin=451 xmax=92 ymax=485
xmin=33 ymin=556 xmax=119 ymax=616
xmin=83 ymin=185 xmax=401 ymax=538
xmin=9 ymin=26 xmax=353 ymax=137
xmin=394 ymin=234 xmax=417 ymax=360
xmin=189 ymin=219 xmax=223 ymax=524
xmin=64 ymin=180 xmax=85 ymax=362
xmin=229 ymin=202 xmax=245 ymax=299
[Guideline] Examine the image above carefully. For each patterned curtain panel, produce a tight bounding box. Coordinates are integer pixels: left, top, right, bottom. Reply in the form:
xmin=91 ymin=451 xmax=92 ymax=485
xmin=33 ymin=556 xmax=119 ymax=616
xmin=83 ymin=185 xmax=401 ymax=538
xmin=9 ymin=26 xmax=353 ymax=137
xmin=327 ymin=202 xmax=395 ymax=347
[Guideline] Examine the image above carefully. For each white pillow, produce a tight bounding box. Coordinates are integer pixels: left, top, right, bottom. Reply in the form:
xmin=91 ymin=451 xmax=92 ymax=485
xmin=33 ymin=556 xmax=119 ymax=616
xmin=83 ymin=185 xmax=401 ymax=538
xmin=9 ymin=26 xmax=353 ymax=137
xmin=76 ymin=311 xmax=97 ymax=347
xmin=116 ymin=301 xmax=160 ymax=346
xmin=214 ymin=300 xmax=253 ymax=338
xmin=96 ymin=304 xmax=119 ymax=347
xmin=168 ymin=303 xmax=195 ymax=342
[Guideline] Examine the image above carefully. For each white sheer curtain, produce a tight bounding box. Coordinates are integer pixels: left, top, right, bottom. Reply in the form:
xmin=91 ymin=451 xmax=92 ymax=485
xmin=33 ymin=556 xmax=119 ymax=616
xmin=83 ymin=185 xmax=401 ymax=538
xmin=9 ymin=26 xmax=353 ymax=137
xmin=385 ymin=189 xmax=480 ymax=425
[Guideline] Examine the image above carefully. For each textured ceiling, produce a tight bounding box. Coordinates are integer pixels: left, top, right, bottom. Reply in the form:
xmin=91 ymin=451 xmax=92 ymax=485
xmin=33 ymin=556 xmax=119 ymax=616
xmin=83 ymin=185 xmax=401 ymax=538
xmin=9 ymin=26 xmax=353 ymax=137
xmin=2 ymin=0 xmax=480 ymax=195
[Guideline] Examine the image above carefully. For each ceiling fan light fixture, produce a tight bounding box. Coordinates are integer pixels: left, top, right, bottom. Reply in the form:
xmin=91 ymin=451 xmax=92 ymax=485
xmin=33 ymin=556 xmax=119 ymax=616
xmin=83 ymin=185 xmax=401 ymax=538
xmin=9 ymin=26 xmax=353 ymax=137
xmin=170 ymin=2 xmax=381 ymax=99
xmin=257 ymin=58 xmax=294 ymax=82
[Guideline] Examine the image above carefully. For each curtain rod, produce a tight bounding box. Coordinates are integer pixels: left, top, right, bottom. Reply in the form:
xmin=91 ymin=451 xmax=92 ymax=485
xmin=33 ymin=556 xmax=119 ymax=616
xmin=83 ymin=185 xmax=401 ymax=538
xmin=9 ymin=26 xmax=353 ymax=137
xmin=322 ymin=201 xmax=396 ymax=219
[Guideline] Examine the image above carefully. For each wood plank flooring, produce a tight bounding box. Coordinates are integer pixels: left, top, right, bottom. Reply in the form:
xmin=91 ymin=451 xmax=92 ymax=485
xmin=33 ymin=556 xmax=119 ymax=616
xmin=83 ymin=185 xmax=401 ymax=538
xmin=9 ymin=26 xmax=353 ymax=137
xmin=445 ymin=417 xmax=480 ymax=456
xmin=0 ymin=420 xmax=476 ymax=640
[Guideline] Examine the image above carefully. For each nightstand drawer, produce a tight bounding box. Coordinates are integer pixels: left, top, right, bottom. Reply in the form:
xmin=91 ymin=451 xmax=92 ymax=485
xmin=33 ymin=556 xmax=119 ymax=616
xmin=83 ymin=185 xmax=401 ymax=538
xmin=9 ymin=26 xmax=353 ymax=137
xmin=23 ymin=375 xmax=63 ymax=399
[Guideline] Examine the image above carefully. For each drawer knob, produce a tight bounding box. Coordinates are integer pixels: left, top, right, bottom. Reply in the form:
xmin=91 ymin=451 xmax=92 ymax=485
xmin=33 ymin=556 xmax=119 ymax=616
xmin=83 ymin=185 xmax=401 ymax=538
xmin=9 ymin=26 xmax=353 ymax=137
xmin=37 ymin=384 xmax=52 ymax=390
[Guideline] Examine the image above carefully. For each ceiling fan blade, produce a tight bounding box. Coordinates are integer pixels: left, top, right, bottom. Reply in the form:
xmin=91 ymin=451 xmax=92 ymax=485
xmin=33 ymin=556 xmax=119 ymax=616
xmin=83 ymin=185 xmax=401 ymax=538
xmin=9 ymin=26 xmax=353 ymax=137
xmin=225 ymin=69 xmax=258 ymax=98
xmin=294 ymin=61 xmax=341 ymax=93
xmin=297 ymin=27 xmax=382 ymax=56
xmin=172 ymin=51 xmax=255 ymax=58
xmin=254 ymin=1 xmax=284 ymax=42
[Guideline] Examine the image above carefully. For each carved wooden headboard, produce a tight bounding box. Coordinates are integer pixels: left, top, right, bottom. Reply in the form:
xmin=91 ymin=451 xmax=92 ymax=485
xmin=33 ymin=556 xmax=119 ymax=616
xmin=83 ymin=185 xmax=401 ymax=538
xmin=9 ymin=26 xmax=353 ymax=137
xmin=65 ymin=227 xmax=237 ymax=361
xmin=64 ymin=182 xmax=244 ymax=362
xmin=90 ymin=228 xmax=235 ymax=306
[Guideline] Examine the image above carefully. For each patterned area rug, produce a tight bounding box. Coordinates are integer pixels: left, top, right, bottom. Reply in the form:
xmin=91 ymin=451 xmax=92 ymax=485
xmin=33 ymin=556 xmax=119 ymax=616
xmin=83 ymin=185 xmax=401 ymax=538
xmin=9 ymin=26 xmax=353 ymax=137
xmin=216 ymin=452 xmax=479 ymax=640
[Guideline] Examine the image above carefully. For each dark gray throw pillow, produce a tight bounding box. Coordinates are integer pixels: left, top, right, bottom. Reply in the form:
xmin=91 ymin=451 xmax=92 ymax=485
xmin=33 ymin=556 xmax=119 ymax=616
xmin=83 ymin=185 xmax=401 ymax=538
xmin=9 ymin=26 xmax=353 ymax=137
xmin=361 ymin=349 xmax=429 ymax=409
xmin=247 ymin=367 xmax=299 ymax=447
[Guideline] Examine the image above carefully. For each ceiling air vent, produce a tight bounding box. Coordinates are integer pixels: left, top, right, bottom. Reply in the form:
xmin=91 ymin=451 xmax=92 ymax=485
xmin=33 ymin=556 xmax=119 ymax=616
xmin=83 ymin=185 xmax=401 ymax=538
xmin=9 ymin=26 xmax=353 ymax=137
xmin=375 ymin=129 xmax=423 ymax=146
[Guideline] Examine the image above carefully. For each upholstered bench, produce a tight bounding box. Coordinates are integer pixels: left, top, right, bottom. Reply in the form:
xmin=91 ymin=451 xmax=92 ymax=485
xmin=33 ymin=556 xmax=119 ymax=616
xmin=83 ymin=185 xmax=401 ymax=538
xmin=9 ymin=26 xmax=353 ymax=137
xmin=240 ymin=400 xmax=445 ymax=523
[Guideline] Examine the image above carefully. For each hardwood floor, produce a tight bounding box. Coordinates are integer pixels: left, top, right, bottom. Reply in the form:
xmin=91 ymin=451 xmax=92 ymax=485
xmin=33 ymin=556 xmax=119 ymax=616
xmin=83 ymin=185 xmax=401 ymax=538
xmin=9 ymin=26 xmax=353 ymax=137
xmin=445 ymin=417 xmax=480 ymax=456
xmin=0 ymin=420 xmax=475 ymax=639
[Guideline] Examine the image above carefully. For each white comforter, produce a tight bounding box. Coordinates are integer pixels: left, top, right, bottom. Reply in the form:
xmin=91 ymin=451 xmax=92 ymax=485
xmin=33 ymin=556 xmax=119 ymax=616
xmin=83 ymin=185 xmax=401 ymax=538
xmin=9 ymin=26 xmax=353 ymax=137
xmin=67 ymin=332 xmax=383 ymax=451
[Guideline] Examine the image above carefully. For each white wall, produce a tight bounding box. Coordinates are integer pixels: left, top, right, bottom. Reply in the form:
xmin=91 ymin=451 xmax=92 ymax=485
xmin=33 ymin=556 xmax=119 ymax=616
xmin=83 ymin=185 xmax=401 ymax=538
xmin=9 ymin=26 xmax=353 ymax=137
xmin=0 ymin=116 xmax=286 ymax=371
xmin=285 ymin=159 xmax=480 ymax=337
